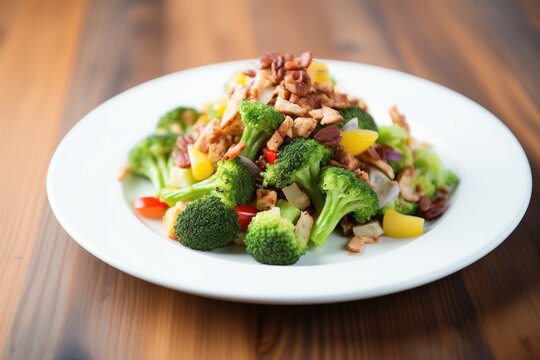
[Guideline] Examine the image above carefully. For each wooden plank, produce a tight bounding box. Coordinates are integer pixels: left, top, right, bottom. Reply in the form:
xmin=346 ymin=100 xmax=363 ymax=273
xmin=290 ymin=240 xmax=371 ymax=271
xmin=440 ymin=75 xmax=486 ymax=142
xmin=0 ymin=0 xmax=87 ymax=354
xmin=4 ymin=0 xmax=259 ymax=358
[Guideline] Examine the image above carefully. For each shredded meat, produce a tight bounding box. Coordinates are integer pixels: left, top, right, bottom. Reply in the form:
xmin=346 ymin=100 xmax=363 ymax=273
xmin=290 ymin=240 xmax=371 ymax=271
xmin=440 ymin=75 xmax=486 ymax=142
xmin=389 ymin=105 xmax=410 ymax=133
xmin=358 ymin=145 xmax=395 ymax=179
xmin=255 ymin=189 xmax=278 ymax=211
xmin=398 ymin=166 xmax=420 ymax=202
xmin=333 ymin=92 xmax=350 ymax=109
xmin=117 ymin=164 xmax=129 ymax=181
xmin=222 ymin=142 xmax=246 ymax=161
xmin=347 ymin=235 xmax=379 ymax=253
xmin=194 ymin=119 xmax=221 ymax=153
xmin=221 ymin=87 xmax=248 ymax=127
xmin=266 ymin=116 xmax=294 ymax=151
xmin=274 ymin=96 xmax=308 ymax=116
xmin=309 ymin=106 xmax=343 ymax=125
xmin=207 ymin=137 xmax=231 ymax=162
xmin=292 ymin=117 xmax=317 ymax=138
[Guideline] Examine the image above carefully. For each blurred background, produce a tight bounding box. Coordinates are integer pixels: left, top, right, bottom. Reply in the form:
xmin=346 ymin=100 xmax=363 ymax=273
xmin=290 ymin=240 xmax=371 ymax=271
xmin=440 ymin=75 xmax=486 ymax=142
xmin=0 ymin=0 xmax=538 ymax=358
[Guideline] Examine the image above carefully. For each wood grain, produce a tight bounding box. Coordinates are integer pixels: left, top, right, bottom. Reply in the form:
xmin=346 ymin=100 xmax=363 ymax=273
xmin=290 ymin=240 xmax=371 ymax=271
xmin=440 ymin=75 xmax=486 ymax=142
xmin=1 ymin=0 xmax=539 ymax=359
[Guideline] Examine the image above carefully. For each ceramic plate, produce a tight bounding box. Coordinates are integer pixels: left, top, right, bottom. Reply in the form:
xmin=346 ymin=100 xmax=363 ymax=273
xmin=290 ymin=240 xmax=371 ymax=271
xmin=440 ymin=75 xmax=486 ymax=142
xmin=47 ymin=60 xmax=532 ymax=304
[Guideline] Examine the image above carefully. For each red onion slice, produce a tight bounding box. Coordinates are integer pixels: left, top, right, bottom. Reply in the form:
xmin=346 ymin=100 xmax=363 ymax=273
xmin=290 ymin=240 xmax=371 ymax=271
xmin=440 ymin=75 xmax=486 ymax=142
xmin=384 ymin=148 xmax=402 ymax=162
xmin=237 ymin=156 xmax=263 ymax=183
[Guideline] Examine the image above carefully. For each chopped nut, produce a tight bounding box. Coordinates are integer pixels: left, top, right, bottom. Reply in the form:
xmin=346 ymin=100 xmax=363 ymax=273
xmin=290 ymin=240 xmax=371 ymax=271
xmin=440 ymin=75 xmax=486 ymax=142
xmin=221 ymin=87 xmax=248 ymax=127
xmin=173 ymin=135 xmax=195 ymax=168
xmin=418 ymin=196 xmax=432 ymax=212
xmin=117 ymin=164 xmax=129 ymax=181
xmin=222 ymin=142 xmax=246 ymax=161
xmin=255 ymin=189 xmax=278 ymax=211
xmin=292 ymin=117 xmax=317 ymax=138
xmin=274 ymin=96 xmax=308 ymax=116
xmin=314 ymin=126 xmax=342 ymax=147
xmin=398 ymin=167 xmax=420 ymax=202
xmin=284 ymin=51 xmax=313 ymax=70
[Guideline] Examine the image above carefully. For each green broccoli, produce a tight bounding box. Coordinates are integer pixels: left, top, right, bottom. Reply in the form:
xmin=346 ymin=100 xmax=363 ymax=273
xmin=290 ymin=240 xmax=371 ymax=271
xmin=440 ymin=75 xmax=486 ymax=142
xmin=157 ymin=106 xmax=199 ymax=134
xmin=238 ymin=100 xmax=285 ymax=159
xmin=128 ymin=134 xmax=177 ymax=195
xmin=377 ymin=124 xmax=413 ymax=173
xmin=310 ymin=167 xmax=379 ymax=246
xmin=175 ymin=196 xmax=240 ymax=251
xmin=379 ymin=197 xmax=418 ymax=216
xmin=160 ymin=158 xmax=255 ymax=207
xmin=263 ymin=138 xmax=334 ymax=211
xmin=411 ymin=174 xmax=436 ymax=198
xmin=244 ymin=207 xmax=307 ymax=265
xmin=338 ymin=106 xmax=378 ymax=131
xmin=413 ymin=148 xmax=459 ymax=189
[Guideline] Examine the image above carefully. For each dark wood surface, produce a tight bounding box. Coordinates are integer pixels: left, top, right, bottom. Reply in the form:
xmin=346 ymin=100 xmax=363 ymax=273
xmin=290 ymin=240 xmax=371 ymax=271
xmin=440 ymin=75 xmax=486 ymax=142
xmin=1 ymin=0 xmax=539 ymax=358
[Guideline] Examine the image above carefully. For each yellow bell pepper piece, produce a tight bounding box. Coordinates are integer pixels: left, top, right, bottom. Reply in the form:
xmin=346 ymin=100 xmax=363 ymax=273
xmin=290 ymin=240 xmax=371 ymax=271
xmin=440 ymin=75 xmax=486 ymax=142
xmin=307 ymin=61 xmax=330 ymax=83
xmin=231 ymin=73 xmax=247 ymax=86
xmin=383 ymin=209 xmax=424 ymax=238
xmin=339 ymin=129 xmax=379 ymax=155
xmin=188 ymin=145 xmax=214 ymax=181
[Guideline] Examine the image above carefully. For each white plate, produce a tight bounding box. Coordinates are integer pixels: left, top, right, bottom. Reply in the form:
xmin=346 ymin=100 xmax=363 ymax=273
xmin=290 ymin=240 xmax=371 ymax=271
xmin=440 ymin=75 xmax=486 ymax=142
xmin=47 ymin=60 xmax=532 ymax=304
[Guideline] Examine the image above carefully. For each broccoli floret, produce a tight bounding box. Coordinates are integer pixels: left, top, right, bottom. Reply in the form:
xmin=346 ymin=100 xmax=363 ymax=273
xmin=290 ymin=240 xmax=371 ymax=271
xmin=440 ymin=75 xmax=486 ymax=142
xmin=238 ymin=100 xmax=285 ymax=159
xmin=338 ymin=106 xmax=378 ymax=131
xmin=160 ymin=158 xmax=255 ymax=207
xmin=377 ymin=124 xmax=413 ymax=173
xmin=310 ymin=167 xmax=379 ymax=246
xmin=175 ymin=196 xmax=240 ymax=250
xmin=411 ymin=174 xmax=436 ymax=198
xmin=128 ymin=134 xmax=177 ymax=195
xmin=413 ymin=148 xmax=459 ymax=189
xmin=263 ymin=138 xmax=334 ymax=211
xmin=244 ymin=207 xmax=307 ymax=265
xmin=379 ymin=197 xmax=418 ymax=216
xmin=157 ymin=107 xmax=199 ymax=134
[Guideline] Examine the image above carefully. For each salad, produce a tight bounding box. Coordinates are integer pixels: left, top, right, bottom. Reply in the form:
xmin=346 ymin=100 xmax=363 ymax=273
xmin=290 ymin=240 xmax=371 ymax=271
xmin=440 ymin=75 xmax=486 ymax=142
xmin=121 ymin=51 xmax=458 ymax=265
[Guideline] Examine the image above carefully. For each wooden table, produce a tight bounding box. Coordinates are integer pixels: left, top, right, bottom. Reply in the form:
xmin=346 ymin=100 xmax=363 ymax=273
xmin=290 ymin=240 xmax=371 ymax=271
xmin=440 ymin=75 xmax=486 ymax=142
xmin=1 ymin=0 xmax=538 ymax=358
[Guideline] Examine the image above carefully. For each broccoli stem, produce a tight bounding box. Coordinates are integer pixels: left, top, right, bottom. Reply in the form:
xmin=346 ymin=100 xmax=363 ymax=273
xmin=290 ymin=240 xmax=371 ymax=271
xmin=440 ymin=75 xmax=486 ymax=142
xmin=239 ymin=125 xmax=270 ymax=160
xmin=160 ymin=175 xmax=217 ymax=205
xmin=294 ymin=163 xmax=325 ymax=212
xmin=310 ymin=192 xmax=357 ymax=246
xmin=144 ymin=157 xmax=166 ymax=195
